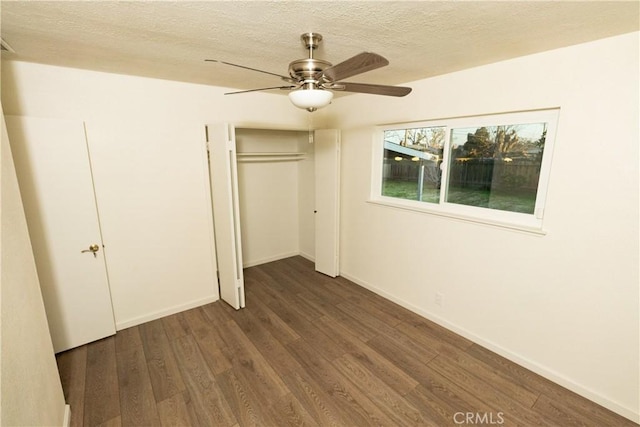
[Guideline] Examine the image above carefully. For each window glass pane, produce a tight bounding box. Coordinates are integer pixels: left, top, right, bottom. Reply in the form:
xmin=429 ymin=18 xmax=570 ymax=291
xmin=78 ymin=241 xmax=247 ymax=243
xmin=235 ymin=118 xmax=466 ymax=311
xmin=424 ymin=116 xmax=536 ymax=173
xmin=446 ymin=123 xmax=547 ymax=214
xmin=382 ymin=127 xmax=445 ymax=202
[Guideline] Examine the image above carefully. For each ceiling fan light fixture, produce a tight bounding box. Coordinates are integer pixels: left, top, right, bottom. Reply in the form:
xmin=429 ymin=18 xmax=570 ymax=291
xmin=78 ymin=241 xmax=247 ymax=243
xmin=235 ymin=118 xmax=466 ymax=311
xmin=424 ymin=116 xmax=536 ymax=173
xmin=288 ymin=88 xmax=333 ymax=112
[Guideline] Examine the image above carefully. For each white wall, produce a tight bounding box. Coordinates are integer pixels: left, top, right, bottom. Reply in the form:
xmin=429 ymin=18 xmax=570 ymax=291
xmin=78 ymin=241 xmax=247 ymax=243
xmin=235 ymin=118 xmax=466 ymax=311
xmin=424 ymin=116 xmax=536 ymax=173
xmin=328 ymin=32 xmax=639 ymax=421
xmin=1 ymin=110 xmax=67 ymax=426
xmin=1 ymin=61 xmax=313 ymax=328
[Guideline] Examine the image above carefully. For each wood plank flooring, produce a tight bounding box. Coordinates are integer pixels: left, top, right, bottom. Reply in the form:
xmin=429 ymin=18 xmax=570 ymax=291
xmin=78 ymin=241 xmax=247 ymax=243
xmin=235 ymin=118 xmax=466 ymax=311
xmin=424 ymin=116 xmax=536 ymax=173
xmin=56 ymin=256 xmax=636 ymax=426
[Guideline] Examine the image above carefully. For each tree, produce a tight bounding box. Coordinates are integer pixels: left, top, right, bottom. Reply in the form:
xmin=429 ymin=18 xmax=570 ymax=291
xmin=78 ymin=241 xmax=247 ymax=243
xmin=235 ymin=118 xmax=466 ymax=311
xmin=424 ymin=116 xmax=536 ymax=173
xmin=535 ymin=128 xmax=547 ymax=161
xmin=493 ymin=126 xmax=520 ymax=159
xmin=462 ymin=125 xmax=522 ymax=159
xmin=462 ymin=127 xmax=493 ymax=157
xmin=426 ymin=127 xmax=445 ymax=151
xmin=402 ymin=127 xmax=445 ymax=151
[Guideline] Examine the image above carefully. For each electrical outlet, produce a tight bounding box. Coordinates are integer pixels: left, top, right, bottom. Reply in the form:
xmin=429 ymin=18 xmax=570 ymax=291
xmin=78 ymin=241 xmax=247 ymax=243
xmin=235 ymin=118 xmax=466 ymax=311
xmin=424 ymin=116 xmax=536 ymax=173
xmin=435 ymin=292 xmax=444 ymax=307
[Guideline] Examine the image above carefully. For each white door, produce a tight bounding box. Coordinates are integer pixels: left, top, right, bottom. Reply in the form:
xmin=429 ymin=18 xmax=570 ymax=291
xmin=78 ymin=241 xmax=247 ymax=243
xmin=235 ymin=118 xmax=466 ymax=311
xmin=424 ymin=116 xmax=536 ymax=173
xmin=207 ymin=124 xmax=245 ymax=309
xmin=5 ymin=116 xmax=116 ymax=353
xmin=314 ymin=129 xmax=341 ymax=277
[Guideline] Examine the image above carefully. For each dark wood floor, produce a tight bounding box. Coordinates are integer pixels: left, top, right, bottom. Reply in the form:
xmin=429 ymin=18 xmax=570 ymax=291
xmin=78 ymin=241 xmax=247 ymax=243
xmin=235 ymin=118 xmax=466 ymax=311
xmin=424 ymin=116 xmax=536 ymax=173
xmin=57 ymin=256 xmax=636 ymax=427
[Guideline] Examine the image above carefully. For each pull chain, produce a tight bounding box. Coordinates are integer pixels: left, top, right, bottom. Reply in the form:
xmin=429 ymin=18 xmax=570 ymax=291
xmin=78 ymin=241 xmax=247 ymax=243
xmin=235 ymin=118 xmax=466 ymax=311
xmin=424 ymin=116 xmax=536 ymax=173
xmin=308 ymin=112 xmax=314 ymax=143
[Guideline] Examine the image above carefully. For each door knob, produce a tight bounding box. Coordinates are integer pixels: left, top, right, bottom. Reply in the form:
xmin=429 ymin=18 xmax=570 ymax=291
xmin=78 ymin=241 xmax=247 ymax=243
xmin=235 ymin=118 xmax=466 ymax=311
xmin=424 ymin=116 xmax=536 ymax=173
xmin=81 ymin=244 xmax=100 ymax=257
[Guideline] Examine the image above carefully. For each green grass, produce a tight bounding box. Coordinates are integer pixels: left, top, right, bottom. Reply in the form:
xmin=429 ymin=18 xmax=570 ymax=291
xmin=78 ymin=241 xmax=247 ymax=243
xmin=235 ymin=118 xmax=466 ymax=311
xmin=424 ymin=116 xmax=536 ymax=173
xmin=382 ymin=180 xmax=440 ymax=203
xmin=382 ymin=179 xmax=536 ymax=214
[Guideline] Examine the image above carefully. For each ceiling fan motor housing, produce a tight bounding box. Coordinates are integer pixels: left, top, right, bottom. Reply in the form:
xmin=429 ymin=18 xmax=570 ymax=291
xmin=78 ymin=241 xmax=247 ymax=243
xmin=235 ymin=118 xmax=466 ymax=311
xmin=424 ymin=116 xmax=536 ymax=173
xmin=288 ymin=58 xmax=332 ymax=84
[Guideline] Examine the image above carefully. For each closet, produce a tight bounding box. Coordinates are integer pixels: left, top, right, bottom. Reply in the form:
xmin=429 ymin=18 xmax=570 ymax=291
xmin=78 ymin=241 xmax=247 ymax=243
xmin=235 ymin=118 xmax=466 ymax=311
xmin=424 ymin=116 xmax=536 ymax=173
xmin=207 ymin=124 xmax=340 ymax=309
xmin=236 ymin=127 xmax=314 ymax=267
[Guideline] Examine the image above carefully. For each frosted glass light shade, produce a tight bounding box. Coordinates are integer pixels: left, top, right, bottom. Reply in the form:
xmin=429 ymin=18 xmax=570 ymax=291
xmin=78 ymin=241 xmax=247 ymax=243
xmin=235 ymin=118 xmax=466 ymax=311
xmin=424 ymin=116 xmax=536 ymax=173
xmin=288 ymin=89 xmax=333 ymax=110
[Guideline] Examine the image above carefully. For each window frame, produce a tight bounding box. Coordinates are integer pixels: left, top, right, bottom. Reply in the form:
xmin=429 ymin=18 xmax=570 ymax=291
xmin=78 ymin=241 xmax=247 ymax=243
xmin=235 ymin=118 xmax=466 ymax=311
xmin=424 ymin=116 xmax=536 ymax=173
xmin=369 ymin=109 xmax=560 ymax=233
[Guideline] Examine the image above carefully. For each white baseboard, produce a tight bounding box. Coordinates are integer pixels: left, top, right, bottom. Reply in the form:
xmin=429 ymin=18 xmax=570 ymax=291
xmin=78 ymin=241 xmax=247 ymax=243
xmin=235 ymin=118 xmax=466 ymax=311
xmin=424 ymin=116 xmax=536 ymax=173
xmin=339 ymin=271 xmax=640 ymax=424
xmin=243 ymin=251 xmax=300 ymax=268
xmin=62 ymin=404 xmax=71 ymax=427
xmin=115 ymin=295 xmax=218 ymax=330
xmin=298 ymin=251 xmax=315 ymax=263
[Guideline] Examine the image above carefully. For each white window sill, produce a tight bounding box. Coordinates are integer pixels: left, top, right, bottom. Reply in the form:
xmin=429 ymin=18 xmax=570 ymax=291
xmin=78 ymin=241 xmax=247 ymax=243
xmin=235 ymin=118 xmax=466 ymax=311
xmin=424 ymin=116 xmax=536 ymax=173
xmin=366 ymin=199 xmax=547 ymax=236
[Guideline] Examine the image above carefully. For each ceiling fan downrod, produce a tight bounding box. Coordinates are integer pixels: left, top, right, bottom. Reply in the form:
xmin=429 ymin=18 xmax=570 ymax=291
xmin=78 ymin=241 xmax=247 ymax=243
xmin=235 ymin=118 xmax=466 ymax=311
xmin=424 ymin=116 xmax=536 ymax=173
xmin=301 ymin=32 xmax=322 ymax=59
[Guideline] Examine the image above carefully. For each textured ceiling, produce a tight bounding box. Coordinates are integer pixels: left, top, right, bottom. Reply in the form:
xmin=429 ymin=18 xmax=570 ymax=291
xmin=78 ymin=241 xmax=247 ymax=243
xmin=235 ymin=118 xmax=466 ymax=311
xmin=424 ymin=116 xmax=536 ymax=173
xmin=1 ymin=1 xmax=638 ymax=94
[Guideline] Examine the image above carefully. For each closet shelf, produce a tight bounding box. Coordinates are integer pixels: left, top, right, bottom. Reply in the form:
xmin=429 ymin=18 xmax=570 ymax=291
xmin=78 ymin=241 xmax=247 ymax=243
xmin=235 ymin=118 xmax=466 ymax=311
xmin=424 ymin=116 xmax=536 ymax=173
xmin=237 ymin=152 xmax=307 ymax=163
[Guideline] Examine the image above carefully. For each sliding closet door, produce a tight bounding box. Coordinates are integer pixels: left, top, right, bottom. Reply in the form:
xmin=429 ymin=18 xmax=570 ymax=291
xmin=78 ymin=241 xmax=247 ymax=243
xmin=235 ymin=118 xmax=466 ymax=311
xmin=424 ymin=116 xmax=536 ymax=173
xmin=207 ymin=124 xmax=245 ymax=309
xmin=314 ymin=129 xmax=341 ymax=277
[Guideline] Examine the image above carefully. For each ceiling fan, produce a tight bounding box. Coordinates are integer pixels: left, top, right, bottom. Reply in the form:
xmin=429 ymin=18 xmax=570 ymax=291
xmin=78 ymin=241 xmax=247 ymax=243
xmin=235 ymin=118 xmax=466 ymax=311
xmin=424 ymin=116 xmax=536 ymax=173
xmin=205 ymin=33 xmax=412 ymax=112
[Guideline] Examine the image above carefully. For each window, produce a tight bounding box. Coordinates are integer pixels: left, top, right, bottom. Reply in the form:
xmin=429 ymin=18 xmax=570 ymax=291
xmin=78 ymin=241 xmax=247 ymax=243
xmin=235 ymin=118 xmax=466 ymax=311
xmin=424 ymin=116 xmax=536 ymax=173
xmin=372 ymin=109 xmax=559 ymax=232
xmin=382 ymin=126 xmax=445 ymax=203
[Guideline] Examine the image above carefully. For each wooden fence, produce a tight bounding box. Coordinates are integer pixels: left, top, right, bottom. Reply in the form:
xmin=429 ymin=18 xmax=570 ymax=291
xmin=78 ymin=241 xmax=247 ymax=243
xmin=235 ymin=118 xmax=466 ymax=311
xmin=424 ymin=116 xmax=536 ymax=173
xmin=383 ymin=159 xmax=541 ymax=191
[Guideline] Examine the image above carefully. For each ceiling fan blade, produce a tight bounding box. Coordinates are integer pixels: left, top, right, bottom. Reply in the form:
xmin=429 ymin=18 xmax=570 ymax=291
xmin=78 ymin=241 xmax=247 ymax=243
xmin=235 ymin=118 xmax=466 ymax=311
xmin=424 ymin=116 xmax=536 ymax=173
xmin=224 ymin=86 xmax=296 ymax=95
xmin=321 ymin=52 xmax=389 ymax=82
xmin=332 ymin=82 xmax=412 ymax=97
xmin=205 ymin=59 xmax=296 ymax=83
